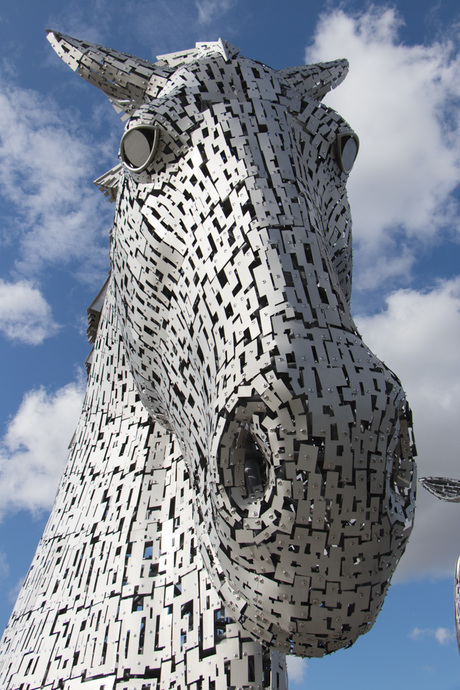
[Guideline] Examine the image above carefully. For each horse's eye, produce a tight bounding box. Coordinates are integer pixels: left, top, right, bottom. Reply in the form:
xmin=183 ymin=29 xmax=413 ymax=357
xmin=336 ymin=131 xmax=359 ymax=174
xmin=119 ymin=125 xmax=159 ymax=173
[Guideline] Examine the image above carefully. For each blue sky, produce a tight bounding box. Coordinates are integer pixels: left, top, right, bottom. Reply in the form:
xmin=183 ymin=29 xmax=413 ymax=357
xmin=0 ymin=0 xmax=459 ymax=687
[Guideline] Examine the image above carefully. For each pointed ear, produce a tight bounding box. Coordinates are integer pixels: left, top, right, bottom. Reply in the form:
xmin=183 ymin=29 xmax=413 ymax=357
xmin=279 ymin=59 xmax=349 ymax=101
xmin=47 ymin=31 xmax=174 ymax=118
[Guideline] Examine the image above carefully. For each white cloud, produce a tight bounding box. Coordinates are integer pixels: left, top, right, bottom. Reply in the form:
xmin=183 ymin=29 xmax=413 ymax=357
xmin=0 ymin=552 xmax=9 ymax=579
xmin=286 ymin=655 xmax=308 ymax=684
xmin=307 ymin=7 xmax=460 ymax=287
xmin=410 ymin=626 xmax=456 ymax=645
xmin=0 ymin=380 xmax=85 ymax=520
xmin=0 ymin=79 xmax=112 ymax=284
xmin=435 ymin=627 xmax=456 ymax=645
xmin=195 ymin=0 xmax=234 ymax=25
xmin=0 ymin=279 xmax=59 ymax=345
xmin=409 ymin=626 xmax=429 ymax=641
xmin=355 ymin=278 xmax=460 ymax=579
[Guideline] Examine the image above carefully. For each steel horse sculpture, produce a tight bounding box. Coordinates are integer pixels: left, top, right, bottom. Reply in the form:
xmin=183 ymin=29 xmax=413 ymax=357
xmin=0 ymin=33 xmax=416 ymax=689
xmin=420 ymin=476 xmax=460 ymax=653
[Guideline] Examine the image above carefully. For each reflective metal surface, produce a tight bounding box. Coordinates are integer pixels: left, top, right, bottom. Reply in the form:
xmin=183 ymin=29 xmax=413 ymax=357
xmin=0 ymin=33 xmax=416 ymax=688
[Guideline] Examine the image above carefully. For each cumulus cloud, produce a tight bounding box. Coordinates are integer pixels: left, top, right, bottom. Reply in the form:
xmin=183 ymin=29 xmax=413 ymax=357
xmin=307 ymin=6 xmax=460 ymax=288
xmin=410 ymin=626 xmax=456 ymax=645
xmin=0 ymin=279 xmax=59 ymax=345
xmin=0 ymin=79 xmax=112 ymax=284
xmin=195 ymin=0 xmax=234 ymax=25
xmin=286 ymin=656 xmax=308 ymax=684
xmin=435 ymin=627 xmax=456 ymax=645
xmin=356 ymin=278 xmax=460 ymax=579
xmin=0 ymin=380 xmax=85 ymax=519
xmin=0 ymin=552 xmax=9 ymax=579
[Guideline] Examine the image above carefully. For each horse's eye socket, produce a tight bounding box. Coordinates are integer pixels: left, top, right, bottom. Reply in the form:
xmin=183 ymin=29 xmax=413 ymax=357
xmin=336 ymin=132 xmax=359 ymax=174
xmin=120 ymin=125 xmax=159 ymax=173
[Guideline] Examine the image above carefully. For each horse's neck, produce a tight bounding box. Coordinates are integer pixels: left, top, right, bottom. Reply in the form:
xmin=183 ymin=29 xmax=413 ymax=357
xmin=0 ymin=277 xmax=287 ymax=689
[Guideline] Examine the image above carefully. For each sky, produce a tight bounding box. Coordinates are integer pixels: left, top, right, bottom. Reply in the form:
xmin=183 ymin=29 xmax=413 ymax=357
xmin=0 ymin=0 xmax=459 ymax=687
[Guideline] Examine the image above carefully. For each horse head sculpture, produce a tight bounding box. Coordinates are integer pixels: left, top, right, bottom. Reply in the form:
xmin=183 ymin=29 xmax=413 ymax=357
xmin=48 ymin=32 xmax=416 ymax=658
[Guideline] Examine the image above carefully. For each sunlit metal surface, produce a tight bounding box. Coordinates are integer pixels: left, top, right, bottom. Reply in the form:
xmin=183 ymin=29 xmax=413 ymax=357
xmin=419 ymin=476 xmax=460 ymax=502
xmin=456 ymin=556 xmax=460 ymax=654
xmin=420 ymin=476 xmax=460 ymax=655
xmin=0 ymin=33 xmax=416 ymax=688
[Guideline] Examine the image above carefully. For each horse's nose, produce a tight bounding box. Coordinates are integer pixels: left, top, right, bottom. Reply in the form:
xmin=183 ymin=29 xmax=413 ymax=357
xmin=217 ymin=398 xmax=272 ymax=502
xmin=216 ymin=390 xmax=315 ymax=512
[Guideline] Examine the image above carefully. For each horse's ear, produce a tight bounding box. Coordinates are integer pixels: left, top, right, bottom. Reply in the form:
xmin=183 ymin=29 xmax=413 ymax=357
xmin=279 ymin=59 xmax=348 ymax=101
xmin=47 ymin=31 xmax=174 ymax=118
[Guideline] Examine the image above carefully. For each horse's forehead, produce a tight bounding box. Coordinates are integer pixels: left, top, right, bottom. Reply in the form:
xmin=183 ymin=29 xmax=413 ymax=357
xmin=129 ymin=59 xmax=310 ymax=128
xmin=152 ymin=56 xmax=281 ymax=103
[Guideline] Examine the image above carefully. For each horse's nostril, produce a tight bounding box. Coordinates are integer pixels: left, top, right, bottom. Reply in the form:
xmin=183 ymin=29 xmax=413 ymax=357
xmin=244 ymin=438 xmax=267 ymax=497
